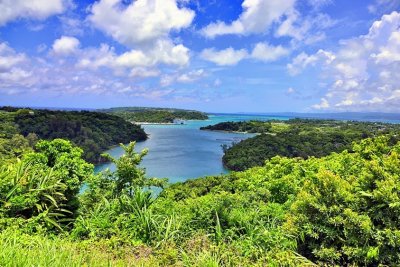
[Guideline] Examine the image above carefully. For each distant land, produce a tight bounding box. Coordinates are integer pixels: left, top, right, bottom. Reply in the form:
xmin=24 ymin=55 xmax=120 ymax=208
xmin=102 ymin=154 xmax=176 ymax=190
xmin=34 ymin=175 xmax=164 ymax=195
xmin=212 ymin=112 xmax=400 ymax=122
xmin=2 ymin=105 xmax=400 ymax=122
xmin=97 ymin=107 xmax=209 ymax=123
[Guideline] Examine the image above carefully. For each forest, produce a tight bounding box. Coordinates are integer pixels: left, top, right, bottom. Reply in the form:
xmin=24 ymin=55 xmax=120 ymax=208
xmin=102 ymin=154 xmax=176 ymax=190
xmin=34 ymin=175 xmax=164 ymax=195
xmin=99 ymin=107 xmax=208 ymax=123
xmin=202 ymin=119 xmax=400 ymax=171
xmin=0 ymin=107 xmax=147 ymax=163
xmin=1 ymin=135 xmax=400 ymax=266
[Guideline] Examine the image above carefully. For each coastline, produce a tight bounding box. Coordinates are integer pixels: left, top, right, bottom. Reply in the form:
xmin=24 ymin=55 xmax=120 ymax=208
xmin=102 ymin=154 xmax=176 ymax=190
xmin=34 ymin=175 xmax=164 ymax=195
xmin=132 ymin=122 xmax=184 ymax=125
xmin=200 ymin=128 xmax=262 ymax=135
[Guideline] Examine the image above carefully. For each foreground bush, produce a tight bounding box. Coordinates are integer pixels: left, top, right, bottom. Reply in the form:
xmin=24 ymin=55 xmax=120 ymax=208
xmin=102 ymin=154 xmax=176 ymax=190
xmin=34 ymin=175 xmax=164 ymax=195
xmin=1 ymin=136 xmax=400 ymax=266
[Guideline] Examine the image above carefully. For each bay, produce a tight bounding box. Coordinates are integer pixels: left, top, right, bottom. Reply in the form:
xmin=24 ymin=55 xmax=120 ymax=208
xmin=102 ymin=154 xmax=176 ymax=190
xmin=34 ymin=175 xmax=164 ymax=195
xmin=94 ymin=114 xmax=288 ymax=183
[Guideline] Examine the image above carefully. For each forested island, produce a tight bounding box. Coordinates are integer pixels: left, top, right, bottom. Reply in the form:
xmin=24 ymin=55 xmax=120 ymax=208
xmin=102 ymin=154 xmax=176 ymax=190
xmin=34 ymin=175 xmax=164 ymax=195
xmin=1 ymin=109 xmax=400 ymax=266
xmin=0 ymin=107 xmax=147 ymax=163
xmin=99 ymin=107 xmax=208 ymax=123
xmin=201 ymin=119 xmax=400 ymax=171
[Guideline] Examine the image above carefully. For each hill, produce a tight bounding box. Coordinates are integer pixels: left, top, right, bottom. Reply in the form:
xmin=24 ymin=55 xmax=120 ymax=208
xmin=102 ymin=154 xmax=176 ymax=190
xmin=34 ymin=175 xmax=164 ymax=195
xmin=201 ymin=119 xmax=400 ymax=171
xmin=0 ymin=107 xmax=147 ymax=163
xmin=99 ymin=107 xmax=208 ymax=123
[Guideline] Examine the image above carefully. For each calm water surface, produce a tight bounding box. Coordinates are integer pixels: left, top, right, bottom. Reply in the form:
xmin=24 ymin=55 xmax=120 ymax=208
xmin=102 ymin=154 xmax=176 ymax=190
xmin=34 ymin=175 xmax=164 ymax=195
xmin=94 ymin=114 xmax=288 ymax=183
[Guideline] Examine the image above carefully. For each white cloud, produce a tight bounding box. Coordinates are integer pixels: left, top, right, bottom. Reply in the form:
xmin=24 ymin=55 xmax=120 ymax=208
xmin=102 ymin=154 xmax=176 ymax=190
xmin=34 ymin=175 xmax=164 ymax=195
xmin=288 ymin=11 xmax=400 ymax=112
xmin=201 ymin=0 xmax=295 ymax=38
xmin=160 ymin=69 xmax=206 ymax=87
xmin=372 ymin=31 xmax=400 ymax=64
xmin=77 ymin=39 xmax=189 ymax=70
xmin=250 ymin=42 xmax=290 ymax=62
xmin=0 ymin=0 xmax=68 ymax=26
xmin=312 ymin=98 xmax=330 ymax=109
xmin=287 ymin=49 xmax=335 ymax=75
xmin=177 ymin=69 xmax=206 ymax=83
xmin=59 ymin=16 xmax=84 ymax=36
xmin=200 ymin=47 xmax=248 ymax=66
xmin=0 ymin=43 xmax=27 ymax=72
xmin=201 ymin=42 xmax=290 ymax=66
xmin=0 ymin=43 xmax=34 ymax=94
xmin=87 ymin=0 xmax=193 ymax=68
xmin=368 ymin=0 xmax=400 ymax=14
xmin=129 ymin=67 xmax=160 ymax=78
xmin=0 ymin=42 xmax=178 ymax=99
xmin=286 ymin=87 xmax=296 ymax=94
xmin=276 ymin=11 xmax=336 ymax=44
xmin=88 ymin=0 xmax=194 ymax=47
xmin=52 ymin=36 xmax=80 ymax=55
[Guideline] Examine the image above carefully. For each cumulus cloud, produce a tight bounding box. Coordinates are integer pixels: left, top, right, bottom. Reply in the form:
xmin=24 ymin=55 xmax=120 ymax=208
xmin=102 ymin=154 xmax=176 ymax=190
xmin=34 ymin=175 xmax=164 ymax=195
xmin=87 ymin=0 xmax=193 ymax=68
xmin=250 ymin=42 xmax=290 ymax=62
xmin=312 ymin=98 xmax=330 ymax=109
xmin=0 ymin=0 xmax=68 ymax=26
xmin=288 ymin=11 xmax=400 ymax=112
xmin=287 ymin=49 xmax=335 ymax=75
xmin=77 ymin=40 xmax=189 ymax=70
xmin=0 ymin=43 xmax=34 ymax=94
xmin=200 ymin=47 xmax=248 ymax=66
xmin=0 ymin=41 xmax=168 ymax=97
xmin=201 ymin=43 xmax=289 ymax=66
xmin=276 ymin=11 xmax=336 ymax=44
xmin=160 ymin=69 xmax=206 ymax=87
xmin=52 ymin=36 xmax=80 ymax=55
xmin=88 ymin=0 xmax=194 ymax=47
xmin=201 ymin=0 xmax=295 ymax=38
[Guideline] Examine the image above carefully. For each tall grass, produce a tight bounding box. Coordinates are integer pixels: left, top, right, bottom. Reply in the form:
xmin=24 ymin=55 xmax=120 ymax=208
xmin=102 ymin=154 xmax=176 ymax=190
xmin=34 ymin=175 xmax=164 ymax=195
xmin=0 ymin=228 xmax=158 ymax=267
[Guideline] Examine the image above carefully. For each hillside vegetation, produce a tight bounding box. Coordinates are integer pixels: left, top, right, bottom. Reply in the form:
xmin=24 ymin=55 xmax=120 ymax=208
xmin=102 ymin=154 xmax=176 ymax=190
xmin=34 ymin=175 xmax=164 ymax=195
xmin=0 ymin=136 xmax=400 ymax=266
xmin=202 ymin=119 xmax=400 ymax=171
xmin=99 ymin=107 xmax=208 ymax=123
xmin=0 ymin=107 xmax=147 ymax=163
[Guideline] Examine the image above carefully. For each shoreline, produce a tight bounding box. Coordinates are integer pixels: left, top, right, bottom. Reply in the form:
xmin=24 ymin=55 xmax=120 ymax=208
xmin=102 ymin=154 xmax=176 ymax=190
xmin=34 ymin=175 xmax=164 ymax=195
xmin=132 ymin=122 xmax=184 ymax=125
xmin=200 ymin=129 xmax=261 ymax=135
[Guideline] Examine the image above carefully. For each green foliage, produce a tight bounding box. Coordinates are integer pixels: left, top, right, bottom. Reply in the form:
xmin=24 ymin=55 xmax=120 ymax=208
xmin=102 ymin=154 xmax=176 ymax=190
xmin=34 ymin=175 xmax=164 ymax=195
xmin=0 ymin=107 xmax=147 ymax=163
xmin=0 ymin=134 xmax=32 ymax=162
xmin=210 ymin=118 xmax=400 ymax=171
xmin=287 ymin=136 xmax=400 ymax=266
xmin=102 ymin=141 xmax=167 ymax=195
xmin=1 ymin=130 xmax=400 ymax=266
xmin=100 ymin=107 xmax=208 ymax=123
xmin=0 ymin=139 xmax=93 ymax=230
xmin=201 ymin=120 xmax=272 ymax=133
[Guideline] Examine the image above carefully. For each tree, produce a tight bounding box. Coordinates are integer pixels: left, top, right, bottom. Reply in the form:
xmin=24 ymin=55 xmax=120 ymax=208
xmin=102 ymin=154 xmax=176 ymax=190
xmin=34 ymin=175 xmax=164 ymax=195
xmin=0 ymin=139 xmax=93 ymax=230
xmin=102 ymin=141 xmax=166 ymax=196
xmin=26 ymin=139 xmax=93 ymax=218
xmin=286 ymin=136 xmax=400 ymax=266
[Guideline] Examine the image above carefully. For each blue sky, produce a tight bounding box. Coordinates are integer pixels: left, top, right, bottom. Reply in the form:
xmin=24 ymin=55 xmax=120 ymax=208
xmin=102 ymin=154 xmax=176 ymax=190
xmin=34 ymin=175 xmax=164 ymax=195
xmin=0 ymin=0 xmax=399 ymax=112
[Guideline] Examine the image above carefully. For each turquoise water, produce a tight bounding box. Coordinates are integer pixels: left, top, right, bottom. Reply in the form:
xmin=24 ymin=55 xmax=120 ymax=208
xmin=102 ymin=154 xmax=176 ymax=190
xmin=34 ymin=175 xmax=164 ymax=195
xmin=94 ymin=114 xmax=288 ymax=183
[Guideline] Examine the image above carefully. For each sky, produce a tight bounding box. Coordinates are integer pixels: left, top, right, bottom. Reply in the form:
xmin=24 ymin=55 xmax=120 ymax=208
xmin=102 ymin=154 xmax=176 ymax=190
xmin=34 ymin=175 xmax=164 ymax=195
xmin=0 ymin=0 xmax=399 ymax=113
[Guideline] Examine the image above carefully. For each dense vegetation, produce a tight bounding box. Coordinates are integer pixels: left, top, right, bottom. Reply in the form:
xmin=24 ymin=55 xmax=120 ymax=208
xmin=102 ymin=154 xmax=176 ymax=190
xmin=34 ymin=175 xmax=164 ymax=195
xmin=1 ymin=134 xmax=400 ymax=266
xmin=0 ymin=107 xmax=147 ymax=163
xmin=203 ymin=119 xmax=400 ymax=171
xmin=100 ymin=107 xmax=208 ymax=123
xmin=200 ymin=120 xmax=272 ymax=133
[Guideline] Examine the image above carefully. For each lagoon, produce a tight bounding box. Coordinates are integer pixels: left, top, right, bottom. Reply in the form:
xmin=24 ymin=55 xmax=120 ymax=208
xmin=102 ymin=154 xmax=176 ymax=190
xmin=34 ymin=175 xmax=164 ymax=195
xmin=94 ymin=114 xmax=288 ymax=183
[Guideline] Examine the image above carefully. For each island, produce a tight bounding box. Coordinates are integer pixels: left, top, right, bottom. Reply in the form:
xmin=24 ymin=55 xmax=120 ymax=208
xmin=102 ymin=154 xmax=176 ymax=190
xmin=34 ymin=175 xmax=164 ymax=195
xmin=98 ymin=107 xmax=208 ymax=124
